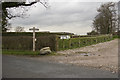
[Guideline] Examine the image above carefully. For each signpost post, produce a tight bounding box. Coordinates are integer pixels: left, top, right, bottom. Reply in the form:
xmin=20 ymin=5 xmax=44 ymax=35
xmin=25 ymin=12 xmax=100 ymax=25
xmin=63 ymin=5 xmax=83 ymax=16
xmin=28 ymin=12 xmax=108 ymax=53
xmin=29 ymin=27 xmax=39 ymax=51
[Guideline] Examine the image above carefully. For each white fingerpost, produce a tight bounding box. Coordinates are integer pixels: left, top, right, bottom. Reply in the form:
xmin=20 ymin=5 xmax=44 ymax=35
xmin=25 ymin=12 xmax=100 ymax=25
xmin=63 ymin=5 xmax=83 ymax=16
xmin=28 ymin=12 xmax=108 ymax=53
xmin=29 ymin=27 xmax=39 ymax=51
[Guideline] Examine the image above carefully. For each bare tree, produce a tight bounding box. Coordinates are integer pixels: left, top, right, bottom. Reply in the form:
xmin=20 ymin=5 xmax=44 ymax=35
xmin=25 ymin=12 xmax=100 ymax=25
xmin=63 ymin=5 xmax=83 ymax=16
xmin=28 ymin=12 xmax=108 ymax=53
xmin=93 ymin=2 xmax=117 ymax=34
xmin=15 ymin=26 xmax=25 ymax=32
xmin=118 ymin=1 xmax=120 ymax=33
xmin=2 ymin=0 xmax=49 ymax=32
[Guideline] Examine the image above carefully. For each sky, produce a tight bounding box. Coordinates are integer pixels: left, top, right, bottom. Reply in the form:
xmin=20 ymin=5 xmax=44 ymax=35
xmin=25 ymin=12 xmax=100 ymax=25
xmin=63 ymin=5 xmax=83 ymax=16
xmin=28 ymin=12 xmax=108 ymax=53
xmin=8 ymin=0 xmax=118 ymax=35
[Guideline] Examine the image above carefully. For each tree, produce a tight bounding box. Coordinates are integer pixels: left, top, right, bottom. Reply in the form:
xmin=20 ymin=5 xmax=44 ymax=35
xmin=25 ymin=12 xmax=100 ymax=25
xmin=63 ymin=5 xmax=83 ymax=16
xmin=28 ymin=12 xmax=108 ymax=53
xmin=87 ymin=30 xmax=98 ymax=35
xmin=2 ymin=0 xmax=48 ymax=32
xmin=117 ymin=1 xmax=120 ymax=36
xmin=15 ymin=26 xmax=25 ymax=32
xmin=93 ymin=2 xmax=117 ymax=34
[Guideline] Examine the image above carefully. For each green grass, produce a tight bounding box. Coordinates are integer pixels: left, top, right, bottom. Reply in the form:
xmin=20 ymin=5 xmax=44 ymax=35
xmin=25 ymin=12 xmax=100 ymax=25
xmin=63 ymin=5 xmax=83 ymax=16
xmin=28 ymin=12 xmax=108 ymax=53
xmin=113 ymin=35 xmax=120 ymax=39
xmin=2 ymin=50 xmax=58 ymax=56
xmin=2 ymin=50 xmax=39 ymax=55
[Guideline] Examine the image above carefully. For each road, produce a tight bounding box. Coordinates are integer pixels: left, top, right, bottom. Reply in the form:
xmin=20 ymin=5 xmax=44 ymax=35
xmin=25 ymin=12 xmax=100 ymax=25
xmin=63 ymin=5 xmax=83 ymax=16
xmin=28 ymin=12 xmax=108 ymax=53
xmin=2 ymin=55 xmax=118 ymax=78
xmin=0 ymin=53 xmax=2 ymax=80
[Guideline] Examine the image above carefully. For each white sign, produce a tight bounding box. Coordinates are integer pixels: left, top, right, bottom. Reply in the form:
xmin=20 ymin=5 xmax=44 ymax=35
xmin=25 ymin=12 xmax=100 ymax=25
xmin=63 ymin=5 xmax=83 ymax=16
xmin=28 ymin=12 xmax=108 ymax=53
xmin=60 ymin=35 xmax=70 ymax=39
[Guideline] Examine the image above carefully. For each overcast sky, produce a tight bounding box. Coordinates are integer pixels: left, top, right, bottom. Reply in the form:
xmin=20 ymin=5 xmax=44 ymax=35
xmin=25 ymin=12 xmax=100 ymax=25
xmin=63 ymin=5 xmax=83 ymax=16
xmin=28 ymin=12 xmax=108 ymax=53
xmin=8 ymin=1 xmax=111 ymax=35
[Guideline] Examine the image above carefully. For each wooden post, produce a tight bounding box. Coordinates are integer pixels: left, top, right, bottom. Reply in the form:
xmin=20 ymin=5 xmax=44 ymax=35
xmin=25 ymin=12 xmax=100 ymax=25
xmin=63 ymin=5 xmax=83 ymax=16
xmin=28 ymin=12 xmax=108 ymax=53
xmin=79 ymin=35 xmax=80 ymax=47
xmin=63 ymin=39 xmax=64 ymax=49
xmin=33 ymin=28 xmax=35 ymax=51
xmin=70 ymin=35 xmax=73 ymax=48
xmin=29 ymin=27 xmax=39 ymax=51
xmin=55 ymin=35 xmax=59 ymax=51
xmin=69 ymin=38 xmax=71 ymax=48
xmin=96 ymin=38 xmax=98 ymax=43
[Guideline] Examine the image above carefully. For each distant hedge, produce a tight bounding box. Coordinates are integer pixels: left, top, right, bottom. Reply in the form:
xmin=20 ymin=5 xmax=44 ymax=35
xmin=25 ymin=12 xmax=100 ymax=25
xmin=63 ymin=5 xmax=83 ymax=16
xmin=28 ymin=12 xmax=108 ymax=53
xmin=57 ymin=35 xmax=113 ymax=51
xmin=2 ymin=32 xmax=54 ymax=36
xmin=2 ymin=32 xmax=73 ymax=36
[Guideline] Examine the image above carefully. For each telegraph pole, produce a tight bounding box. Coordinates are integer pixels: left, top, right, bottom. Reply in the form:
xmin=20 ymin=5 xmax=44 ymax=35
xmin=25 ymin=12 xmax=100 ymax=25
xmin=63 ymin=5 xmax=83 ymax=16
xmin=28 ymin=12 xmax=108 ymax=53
xmin=29 ymin=27 xmax=39 ymax=51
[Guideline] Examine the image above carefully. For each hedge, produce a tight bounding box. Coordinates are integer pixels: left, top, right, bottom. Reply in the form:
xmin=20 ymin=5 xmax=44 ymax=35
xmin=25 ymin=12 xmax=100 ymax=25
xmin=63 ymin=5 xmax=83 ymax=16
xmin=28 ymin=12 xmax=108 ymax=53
xmin=2 ymin=35 xmax=57 ymax=51
xmin=57 ymin=35 xmax=113 ymax=51
xmin=2 ymin=32 xmax=73 ymax=36
xmin=2 ymin=36 xmax=33 ymax=50
xmin=2 ymin=34 xmax=113 ymax=52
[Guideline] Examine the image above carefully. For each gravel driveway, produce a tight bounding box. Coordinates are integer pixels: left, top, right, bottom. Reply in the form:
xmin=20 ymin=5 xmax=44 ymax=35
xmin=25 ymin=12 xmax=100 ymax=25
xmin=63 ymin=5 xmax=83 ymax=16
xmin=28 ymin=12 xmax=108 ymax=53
xmin=35 ymin=39 xmax=119 ymax=73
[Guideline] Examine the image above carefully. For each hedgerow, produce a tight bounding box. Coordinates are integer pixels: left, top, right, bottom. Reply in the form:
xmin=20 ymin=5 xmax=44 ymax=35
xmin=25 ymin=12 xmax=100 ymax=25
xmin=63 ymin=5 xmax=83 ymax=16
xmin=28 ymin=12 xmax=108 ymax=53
xmin=57 ymin=35 xmax=113 ymax=51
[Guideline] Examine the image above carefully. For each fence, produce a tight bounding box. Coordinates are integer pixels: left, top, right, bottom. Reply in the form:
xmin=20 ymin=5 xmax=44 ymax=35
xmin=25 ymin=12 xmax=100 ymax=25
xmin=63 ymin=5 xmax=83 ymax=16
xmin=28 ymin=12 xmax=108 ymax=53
xmin=56 ymin=35 xmax=113 ymax=51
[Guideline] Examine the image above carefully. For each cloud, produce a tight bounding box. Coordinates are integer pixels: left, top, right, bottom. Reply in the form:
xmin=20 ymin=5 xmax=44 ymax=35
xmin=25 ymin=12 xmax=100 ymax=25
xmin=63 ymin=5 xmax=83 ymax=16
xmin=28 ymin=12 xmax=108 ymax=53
xmin=9 ymin=2 xmax=103 ymax=35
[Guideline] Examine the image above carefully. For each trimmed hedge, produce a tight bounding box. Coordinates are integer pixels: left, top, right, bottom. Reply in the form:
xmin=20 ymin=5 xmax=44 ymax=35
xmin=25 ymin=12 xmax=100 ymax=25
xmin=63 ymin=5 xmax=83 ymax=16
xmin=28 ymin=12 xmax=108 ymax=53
xmin=2 ymin=35 xmax=57 ymax=51
xmin=57 ymin=35 xmax=113 ymax=51
xmin=2 ymin=33 xmax=113 ymax=52
xmin=2 ymin=36 xmax=33 ymax=50
xmin=36 ymin=35 xmax=57 ymax=51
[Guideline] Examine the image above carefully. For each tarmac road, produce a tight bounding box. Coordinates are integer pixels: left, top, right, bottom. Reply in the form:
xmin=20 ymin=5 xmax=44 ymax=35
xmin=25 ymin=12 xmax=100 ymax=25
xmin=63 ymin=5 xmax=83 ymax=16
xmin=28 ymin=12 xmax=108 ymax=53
xmin=0 ymin=53 xmax=2 ymax=80
xmin=2 ymin=55 xmax=118 ymax=78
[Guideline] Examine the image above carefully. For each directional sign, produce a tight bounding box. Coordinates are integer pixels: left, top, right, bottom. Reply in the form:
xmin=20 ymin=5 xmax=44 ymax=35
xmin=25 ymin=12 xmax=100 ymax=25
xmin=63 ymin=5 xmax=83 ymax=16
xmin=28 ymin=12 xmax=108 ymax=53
xmin=29 ymin=27 xmax=39 ymax=51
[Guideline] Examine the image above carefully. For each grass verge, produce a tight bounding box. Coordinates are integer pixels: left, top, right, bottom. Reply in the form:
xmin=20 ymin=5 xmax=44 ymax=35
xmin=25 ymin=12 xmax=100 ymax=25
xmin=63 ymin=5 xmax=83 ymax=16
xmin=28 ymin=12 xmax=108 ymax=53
xmin=2 ymin=50 xmax=58 ymax=56
xmin=2 ymin=50 xmax=39 ymax=55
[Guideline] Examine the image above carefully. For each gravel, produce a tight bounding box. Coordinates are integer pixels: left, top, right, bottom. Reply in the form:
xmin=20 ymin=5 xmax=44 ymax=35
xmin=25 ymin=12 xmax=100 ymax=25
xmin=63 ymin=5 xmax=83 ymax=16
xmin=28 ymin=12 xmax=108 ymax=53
xmin=35 ymin=39 xmax=118 ymax=73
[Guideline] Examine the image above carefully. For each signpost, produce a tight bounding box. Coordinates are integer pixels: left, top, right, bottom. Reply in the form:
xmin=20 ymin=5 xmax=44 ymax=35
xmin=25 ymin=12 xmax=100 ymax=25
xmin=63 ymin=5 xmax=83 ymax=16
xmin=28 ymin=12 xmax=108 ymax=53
xmin=29 ymin=27 xmax=39 ymax=51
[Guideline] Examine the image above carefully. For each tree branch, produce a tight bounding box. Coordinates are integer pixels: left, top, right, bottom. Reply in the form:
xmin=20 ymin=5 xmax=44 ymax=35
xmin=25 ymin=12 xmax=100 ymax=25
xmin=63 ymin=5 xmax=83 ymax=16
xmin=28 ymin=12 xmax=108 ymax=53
xmin=2 ymin=2 xmax=37 ymax=9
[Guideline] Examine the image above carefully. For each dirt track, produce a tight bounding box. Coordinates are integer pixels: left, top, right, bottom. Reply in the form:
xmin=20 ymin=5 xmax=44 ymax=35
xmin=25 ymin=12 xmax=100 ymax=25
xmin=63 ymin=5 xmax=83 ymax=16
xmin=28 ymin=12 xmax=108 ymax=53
xmin=36 ymin=39 xmax=119 ymax=73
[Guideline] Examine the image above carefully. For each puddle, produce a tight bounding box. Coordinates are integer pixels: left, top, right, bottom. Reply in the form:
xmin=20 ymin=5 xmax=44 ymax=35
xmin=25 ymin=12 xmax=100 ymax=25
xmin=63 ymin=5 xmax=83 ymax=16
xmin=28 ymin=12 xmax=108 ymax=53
xmin=80 ymin=53 xmax=91 ymax=56
xmin=75 ymin=52 xmax=91 ymax=56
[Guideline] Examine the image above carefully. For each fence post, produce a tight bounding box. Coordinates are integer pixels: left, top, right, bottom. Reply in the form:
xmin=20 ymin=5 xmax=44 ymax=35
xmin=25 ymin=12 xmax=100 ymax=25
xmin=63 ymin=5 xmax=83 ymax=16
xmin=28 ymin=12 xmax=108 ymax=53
xmin=69 ymin=38 xmax=71 ymax=48
xmin=90 ymin=38 xmax=92 ymax=45
xmin=79 ymin=35 xmax=80 ymax=47
xmin=62 ymin=39 xmax=64 ymax=49
xmin=55 ymin=35 xmax=59 ymax=51
xmin=95 ymin=37 xmax=99 ymax=43
xmin=110 ymin=34 xmax=113 ymax=39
